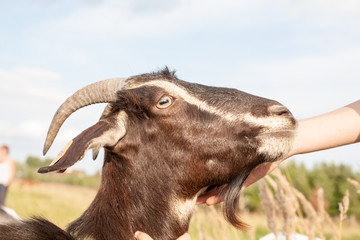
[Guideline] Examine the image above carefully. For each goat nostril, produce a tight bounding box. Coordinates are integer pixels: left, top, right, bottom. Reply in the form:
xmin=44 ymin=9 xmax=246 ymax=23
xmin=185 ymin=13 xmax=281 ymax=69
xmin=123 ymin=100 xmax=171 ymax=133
xmin=269 ymin=105 xmax=292 ymax=117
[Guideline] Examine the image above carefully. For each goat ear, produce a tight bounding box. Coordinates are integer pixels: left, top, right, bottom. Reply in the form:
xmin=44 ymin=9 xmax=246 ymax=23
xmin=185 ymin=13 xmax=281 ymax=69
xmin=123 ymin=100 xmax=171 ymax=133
xmin=38 ymin=117 xmax=127 ymax=174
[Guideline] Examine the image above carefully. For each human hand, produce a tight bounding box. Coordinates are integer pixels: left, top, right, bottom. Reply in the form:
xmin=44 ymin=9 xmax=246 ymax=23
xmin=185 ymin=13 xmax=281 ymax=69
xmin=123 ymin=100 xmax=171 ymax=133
xmin=243 ymin=159 xmax=284 ymax=188
xmin=134 ymin=231 xmax=191 ymax=240
xmin=196 ymin=185 xmax=227 ymax=205
xmin=196 ymin=159 xmax=285 ymax=206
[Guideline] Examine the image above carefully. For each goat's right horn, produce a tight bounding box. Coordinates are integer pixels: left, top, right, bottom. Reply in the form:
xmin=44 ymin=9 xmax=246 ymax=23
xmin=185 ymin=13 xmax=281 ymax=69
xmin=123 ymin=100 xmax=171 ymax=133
xmin=43 ymin=78 xmax=127 ymax=155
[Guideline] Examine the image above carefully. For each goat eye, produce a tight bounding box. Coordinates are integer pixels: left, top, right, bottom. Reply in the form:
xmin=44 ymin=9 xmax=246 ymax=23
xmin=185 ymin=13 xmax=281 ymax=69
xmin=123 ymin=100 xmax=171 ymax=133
xmin=156 ymin=96 xmax=173 ymax=109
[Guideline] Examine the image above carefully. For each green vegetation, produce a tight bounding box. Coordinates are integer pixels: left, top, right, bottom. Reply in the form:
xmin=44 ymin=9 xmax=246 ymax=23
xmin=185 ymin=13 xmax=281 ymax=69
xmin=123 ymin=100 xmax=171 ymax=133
xmin=242 ymin=160 xmax=360 ymax=218
xmin=15 ymin=156 xmax=101 ymax=189
xmin=7 ymin=181 xmax=97 ymax=228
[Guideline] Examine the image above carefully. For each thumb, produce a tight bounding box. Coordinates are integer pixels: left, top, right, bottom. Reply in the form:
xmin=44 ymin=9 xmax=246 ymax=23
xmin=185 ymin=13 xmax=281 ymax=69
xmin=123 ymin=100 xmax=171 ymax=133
xmin=178 ymin=233 xmax=191 ymax=240
xmin=134 ymin=231 xmax=153 ymax=240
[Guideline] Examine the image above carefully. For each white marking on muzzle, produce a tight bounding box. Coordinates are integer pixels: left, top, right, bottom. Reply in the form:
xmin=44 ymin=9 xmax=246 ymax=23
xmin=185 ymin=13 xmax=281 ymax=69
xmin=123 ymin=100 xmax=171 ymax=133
xmin=243 ymin=113 xmax=294 ymax=129
xmin=257 ymin=134 xmax=295 ymax=160
xmin=242 ymin=113 xmax=296 ymax=159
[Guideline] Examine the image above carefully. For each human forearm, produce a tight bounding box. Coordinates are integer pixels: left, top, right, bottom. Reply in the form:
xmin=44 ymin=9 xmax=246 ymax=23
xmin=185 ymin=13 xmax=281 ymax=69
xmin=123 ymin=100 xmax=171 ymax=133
xmin=290 ymin=100 xmax=360 ymax=156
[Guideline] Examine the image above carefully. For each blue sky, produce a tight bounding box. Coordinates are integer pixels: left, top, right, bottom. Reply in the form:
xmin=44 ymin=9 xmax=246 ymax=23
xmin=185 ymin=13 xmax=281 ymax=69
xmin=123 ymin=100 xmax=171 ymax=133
xmin=1 ymin=0 xmax=359 ymax=174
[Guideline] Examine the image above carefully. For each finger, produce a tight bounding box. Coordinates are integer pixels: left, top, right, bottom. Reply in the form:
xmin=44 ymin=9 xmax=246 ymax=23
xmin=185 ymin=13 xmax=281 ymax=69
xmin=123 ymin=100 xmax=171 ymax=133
xmin=243 ymin=160 xmax=283 ymax=189
xmin=178 ymin=233 xmax=191 ymax=240
xmin=134 ymin=231 xmax=153 ymax=240
xmin=196 ymin=194 xmax=208 ymax=204
xmin=196 ymin=188 xmax=221 ymax=205
xmin=205 ymin=195 xmax=224 ymax=205
xmin=196 ymin=185 xmax=227 ymax=205
xmin=134 ymin=231 xmax=190 ymax=240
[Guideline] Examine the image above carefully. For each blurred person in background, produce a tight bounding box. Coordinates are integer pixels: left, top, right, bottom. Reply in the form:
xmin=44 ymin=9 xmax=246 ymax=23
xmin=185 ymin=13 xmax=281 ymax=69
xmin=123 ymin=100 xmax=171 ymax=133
xmin=0 ymin=145 xmax=16 ymax=206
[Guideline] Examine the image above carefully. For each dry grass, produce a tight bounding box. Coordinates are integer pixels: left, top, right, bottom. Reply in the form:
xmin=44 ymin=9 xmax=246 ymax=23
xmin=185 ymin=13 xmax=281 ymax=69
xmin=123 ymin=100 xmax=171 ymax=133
xmin=258 ymin=169 xmax=359 ymax=240
xmin=338 ymin=190 xmax=350 ymax=240
xmin=6 ymin=179 xmax=97 ymax=228
xmin=347 ymin=178 xmax=360 ymax=194
xmin=259 ymin=180 xmax=278 ymax=235
xmin=189 ymin=205 xmax=267 ymax=240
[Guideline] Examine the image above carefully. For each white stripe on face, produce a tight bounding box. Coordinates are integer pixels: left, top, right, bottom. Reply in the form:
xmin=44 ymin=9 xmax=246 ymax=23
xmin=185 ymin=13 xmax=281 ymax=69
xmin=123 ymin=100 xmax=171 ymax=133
xmin=128 ymin=80 xmax=239 ymax=122
xmin=128 ymin=79 xmax=293 ymax=129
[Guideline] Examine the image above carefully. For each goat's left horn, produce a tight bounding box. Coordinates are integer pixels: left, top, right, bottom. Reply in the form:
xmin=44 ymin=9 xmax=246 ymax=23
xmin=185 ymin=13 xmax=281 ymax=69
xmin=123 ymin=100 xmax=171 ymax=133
xmin=43 ymin=78 xmax=127 ymax=155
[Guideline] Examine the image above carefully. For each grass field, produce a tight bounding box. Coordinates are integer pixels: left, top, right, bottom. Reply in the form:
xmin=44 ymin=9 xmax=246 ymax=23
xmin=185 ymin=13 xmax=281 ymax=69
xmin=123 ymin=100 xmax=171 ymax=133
xmin=7 ymin=180 xmax=96 ymax=228
xmin=5 ymin=179 xmax=360 ymax=240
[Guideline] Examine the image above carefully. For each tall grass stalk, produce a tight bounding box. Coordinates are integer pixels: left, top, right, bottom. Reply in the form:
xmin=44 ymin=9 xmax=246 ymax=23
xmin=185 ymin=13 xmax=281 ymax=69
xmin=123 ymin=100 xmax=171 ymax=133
xmin=347 ymin=178 xmax=360 ymax=194
xmin=316 ymin=187 xmax=340 ymax=240
xmin=272 ymin=169 xmax=299 ymax=240
xmin=338 ymin=190 xmax=350 ymax=240
xmin=259 ymin=180 xmax=278 ymax=236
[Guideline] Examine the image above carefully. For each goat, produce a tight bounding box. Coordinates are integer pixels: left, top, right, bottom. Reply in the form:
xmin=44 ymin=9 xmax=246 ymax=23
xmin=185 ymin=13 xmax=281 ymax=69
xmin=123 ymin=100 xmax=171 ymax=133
xmin=0 ymin=68 xmax=296 ymax=240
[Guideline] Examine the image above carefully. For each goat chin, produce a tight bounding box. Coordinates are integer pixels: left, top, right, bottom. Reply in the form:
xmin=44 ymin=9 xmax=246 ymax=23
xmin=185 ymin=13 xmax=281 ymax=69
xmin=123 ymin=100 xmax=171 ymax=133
xmin=171 ymin=187 xmax=208 ymax=224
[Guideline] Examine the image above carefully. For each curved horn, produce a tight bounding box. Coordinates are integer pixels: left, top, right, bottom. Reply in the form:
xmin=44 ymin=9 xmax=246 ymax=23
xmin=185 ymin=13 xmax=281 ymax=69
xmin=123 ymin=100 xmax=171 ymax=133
xmin=43 ymin=78 xmax=127 ymax=155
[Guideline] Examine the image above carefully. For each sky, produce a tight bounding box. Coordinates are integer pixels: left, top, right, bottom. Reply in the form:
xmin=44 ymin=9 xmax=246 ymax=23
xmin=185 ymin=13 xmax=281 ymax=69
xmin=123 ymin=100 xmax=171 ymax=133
xmin=0 ymin=0 xmax=359 ymax=175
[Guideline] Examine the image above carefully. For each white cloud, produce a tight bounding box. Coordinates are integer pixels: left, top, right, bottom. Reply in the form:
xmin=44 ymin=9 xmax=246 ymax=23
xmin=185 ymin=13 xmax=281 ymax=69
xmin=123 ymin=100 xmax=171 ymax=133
xmin=0 ymin=67 xmax=65 ymax=102
xmin=27 ymin=0 xmax=360 ymax=40
xmin=238 ymin=47 xmax=360 ymax=84
xmin=297 ymin=0 xmax=360 ymax=15
xmin=0 ymin=67 xmax=68 ymax=136
xmin=0 ymin=67 xmax=61 ymax=82
xmin=25 ymin=0 xmax=265 ymax=41
xmin=0 ymin=120 xmax=46 ymax=140
xmin=0 ymin=118 xmax=81 ymax=142
xmin=223 ymin=47 xmax=360 ymax=119
xmin=0 ymin=67 xmax=66 ymax=148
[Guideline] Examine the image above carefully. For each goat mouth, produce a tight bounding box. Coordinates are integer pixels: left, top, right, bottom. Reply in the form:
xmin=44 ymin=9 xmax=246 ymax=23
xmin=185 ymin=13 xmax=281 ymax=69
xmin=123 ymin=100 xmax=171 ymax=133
xmin=258 ymin=129 xmax=296 ymax=137
xmin=255 ymin=128 xmax=297 ymax=161
xmin=258 ymin=118 xmax=298 ymax=137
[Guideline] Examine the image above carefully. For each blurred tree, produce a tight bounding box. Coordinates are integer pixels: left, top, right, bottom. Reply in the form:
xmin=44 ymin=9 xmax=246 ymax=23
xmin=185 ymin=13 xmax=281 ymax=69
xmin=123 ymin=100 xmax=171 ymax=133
xmin=284 ymin=160 xmax=312 ymax=196
xmin=44 ymin=158 xmax=53 ymax=166
xmin=25 ymin=156 xmax=43 ymax=168
xmin=307 ymin=163 xmax=360 ymax=217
